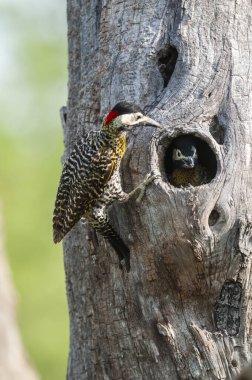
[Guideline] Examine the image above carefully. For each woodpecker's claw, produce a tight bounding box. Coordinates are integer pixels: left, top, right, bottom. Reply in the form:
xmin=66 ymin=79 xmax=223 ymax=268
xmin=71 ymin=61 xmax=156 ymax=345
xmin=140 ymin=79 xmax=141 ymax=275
xmin=136 ymin=172 xmax=161 ymax=203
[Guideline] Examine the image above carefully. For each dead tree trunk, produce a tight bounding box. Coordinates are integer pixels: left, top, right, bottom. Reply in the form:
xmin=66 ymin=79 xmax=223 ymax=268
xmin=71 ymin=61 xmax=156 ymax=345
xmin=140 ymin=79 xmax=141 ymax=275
xmin=63 ymin=1 xmax=252 ymax=378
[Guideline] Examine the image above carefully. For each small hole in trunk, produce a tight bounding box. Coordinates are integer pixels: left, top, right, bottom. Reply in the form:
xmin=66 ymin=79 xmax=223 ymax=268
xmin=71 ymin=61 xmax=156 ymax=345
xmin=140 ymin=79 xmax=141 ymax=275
xmin=209 ymin=210 xmax=220 ymax=226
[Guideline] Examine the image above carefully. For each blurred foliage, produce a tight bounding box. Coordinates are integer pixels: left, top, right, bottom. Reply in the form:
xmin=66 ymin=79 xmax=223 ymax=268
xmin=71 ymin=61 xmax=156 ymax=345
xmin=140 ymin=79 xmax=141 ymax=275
xmin=0 ymin=1 xmax=68 ymax=379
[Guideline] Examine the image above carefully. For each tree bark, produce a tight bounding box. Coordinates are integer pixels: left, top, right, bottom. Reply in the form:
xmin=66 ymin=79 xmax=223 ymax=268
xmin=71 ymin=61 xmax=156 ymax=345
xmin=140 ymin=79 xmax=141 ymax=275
xmin=0 ymin=214 xmax=38 ymax=380
xmin=64 ymin=1 xmax=252 ymax=379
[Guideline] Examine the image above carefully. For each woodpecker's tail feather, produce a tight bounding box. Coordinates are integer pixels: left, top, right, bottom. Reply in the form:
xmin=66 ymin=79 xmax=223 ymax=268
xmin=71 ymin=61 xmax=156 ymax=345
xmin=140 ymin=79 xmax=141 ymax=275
xmin=53 ymin=227 xmax=64 ymax=244
xmin=96 ymin=223 xmax=131 ymax=272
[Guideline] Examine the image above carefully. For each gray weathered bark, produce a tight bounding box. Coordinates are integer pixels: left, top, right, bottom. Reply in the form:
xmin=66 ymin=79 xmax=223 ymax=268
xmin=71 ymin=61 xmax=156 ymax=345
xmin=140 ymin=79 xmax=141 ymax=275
xmin=0 ymin=214 xmax=38 ymax=380
xmin=63 ymin=1 xmax=252 ymax=379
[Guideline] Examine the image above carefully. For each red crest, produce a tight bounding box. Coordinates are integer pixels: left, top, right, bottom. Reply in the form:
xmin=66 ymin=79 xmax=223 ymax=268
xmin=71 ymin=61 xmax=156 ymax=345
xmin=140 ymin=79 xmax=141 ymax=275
xmin=105 ymin=111 xmax=119 ymax=126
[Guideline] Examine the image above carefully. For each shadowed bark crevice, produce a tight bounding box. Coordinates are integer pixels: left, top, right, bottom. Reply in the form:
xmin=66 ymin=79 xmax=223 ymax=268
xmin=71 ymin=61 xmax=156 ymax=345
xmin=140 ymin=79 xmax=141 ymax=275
xmin=209 ymin=115 xmax=225 ymax=145
xmin=157 ymin=45 xmax=178 ymax=88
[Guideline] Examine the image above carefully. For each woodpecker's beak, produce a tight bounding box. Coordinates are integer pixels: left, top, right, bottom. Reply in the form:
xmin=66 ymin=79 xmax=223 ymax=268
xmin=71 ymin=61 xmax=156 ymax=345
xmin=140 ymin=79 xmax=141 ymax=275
xmin=182 ymin=157 xmax=196 ymax=169
xmin=187 ymin=158 xmax=195 ymax=168
xmin=140 ymin=116 xmax=162 ymax=128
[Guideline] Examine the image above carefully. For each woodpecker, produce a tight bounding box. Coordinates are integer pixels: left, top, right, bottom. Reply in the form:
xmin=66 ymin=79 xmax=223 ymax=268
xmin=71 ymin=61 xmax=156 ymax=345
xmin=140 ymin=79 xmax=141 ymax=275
xmin=169 ymin=135 xmax=209 ymax=187
xmin=53 ymin=102 xmax=161 ymax=271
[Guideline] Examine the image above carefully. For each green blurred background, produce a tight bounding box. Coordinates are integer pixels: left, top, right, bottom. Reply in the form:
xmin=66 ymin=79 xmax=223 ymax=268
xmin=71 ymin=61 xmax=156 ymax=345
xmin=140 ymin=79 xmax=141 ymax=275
xmin=0 ymin=0 xmax=68 ymax=379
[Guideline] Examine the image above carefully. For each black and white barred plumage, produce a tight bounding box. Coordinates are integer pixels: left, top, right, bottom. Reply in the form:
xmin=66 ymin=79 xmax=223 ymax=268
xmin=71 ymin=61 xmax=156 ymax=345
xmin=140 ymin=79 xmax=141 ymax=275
xmin=53 ymin=102 xmax=161 ymax=271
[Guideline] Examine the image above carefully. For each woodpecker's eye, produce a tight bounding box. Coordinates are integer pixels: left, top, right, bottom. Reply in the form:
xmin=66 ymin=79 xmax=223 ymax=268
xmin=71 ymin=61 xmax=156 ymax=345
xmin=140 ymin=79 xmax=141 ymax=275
xmin=172 ymin=149 xmax=183 ymax=161
xmin=136 ymin=114 xmax=142 ymax=120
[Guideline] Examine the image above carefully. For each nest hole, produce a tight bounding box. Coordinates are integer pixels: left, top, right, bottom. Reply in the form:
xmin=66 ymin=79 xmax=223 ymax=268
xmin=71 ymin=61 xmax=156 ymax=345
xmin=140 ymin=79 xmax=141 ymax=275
xmin=209 ymin=116 xmax=225 ymax=145
xmin=164 ymin=134 xmax=217 ymax=187
xmin=209 ymin=209 xmax=220 ymax=226
xmin=157 ymin=45 xmax=178 ymax=88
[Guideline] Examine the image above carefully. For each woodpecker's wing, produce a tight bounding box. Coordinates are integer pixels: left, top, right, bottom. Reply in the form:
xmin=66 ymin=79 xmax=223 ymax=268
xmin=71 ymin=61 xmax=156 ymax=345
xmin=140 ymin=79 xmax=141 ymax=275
xmin=53 ymin=132 xmax=116 ymax=243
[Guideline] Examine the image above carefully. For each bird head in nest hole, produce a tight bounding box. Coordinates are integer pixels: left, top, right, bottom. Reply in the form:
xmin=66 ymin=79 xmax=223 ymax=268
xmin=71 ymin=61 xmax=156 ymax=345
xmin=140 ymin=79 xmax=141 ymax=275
xmin=171 ymin=135 xmax=198 ymax=169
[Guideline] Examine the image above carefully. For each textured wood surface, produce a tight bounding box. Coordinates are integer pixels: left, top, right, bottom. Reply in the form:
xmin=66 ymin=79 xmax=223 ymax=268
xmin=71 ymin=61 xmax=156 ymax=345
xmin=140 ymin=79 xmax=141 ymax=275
xmin=64 ymin=1 xmax=252 ymax=378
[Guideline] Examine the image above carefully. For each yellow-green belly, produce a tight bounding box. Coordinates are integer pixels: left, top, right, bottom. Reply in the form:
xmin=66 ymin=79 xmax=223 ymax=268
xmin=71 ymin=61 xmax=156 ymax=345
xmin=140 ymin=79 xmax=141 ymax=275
xmin=170 ymin=166 xmax=209 ymax=187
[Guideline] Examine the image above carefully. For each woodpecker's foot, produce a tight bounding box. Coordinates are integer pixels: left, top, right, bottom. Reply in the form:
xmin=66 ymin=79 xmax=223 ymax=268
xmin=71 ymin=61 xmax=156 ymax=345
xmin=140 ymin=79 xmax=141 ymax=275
xmin=135 ymin=173 xmax=160 ymax=203
xmin=119 ymin=172 xmax=160 ymax=204
xmin=123 ymin=172 xmax=160 ymax=203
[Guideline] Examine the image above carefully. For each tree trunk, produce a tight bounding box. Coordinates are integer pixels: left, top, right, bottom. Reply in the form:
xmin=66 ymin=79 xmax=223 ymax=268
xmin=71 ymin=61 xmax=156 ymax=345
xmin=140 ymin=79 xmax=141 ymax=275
xmin=0 ymin=213 xmax=38 ymax=380
xmin=64 ymin=1 xmax=252 ymax=379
